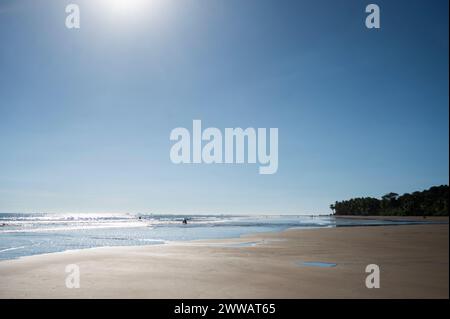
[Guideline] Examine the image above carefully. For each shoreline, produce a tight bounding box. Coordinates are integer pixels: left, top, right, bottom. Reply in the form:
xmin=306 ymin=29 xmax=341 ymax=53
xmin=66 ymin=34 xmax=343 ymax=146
xmin=0 ymin=223 xmax=448 ymax=298
xmin=1 ymin=216 xmax=447 ymax=263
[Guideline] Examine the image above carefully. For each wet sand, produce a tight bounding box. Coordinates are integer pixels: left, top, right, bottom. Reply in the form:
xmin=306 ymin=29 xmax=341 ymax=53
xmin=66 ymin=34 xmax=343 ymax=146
xmin=0 ymin=223 xmax=448 ymax=298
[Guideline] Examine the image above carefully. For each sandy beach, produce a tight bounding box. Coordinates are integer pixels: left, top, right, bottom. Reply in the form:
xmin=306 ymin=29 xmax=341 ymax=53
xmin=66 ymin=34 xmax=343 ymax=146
xmin=0 ymin=223 xmax=448 ymax=299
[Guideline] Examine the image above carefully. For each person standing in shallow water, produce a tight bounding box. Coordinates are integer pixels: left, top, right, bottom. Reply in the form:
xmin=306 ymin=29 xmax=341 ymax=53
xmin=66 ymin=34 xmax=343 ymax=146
xmin=182 ymin=218 xmax=188 ymax=225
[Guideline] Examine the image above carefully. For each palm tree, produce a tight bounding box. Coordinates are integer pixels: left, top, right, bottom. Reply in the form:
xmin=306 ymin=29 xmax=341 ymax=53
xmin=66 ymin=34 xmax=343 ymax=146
xmin=329 ymin=204 xmax=336 ymax=215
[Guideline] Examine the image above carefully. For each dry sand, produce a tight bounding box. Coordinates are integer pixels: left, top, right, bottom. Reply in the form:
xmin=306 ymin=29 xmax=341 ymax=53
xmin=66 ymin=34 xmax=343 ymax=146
xmin=0 ymin=223 xmax=448 ymax=298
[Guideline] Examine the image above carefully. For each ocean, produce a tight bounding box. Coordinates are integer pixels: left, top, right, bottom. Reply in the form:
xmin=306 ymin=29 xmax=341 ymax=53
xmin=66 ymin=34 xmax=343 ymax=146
xmin=0 ymin=213 xmax=437 ymax=260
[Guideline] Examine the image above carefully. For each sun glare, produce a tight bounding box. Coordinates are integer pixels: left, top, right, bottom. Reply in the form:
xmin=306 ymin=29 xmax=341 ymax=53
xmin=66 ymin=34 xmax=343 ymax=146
xmin=92 ymin=0 xmax=169 ymax=27
xmin=108 ymin=0 xmax=149 ymax=15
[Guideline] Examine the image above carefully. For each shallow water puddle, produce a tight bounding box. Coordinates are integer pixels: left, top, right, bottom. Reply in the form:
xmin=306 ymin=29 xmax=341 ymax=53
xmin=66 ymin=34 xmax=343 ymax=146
xmin=225 ymin=241 xmax=261 ymax=247
xmin=296 ymin=261 xmax=337 ymax=268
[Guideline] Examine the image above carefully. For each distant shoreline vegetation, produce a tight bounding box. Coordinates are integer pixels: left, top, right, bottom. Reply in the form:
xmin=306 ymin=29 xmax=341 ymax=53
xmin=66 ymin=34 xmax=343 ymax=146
xmin=330 ymin=185 xmax=449 ymax=216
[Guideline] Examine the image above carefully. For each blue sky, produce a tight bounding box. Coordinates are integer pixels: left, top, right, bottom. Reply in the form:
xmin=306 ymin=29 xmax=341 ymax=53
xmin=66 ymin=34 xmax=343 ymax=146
xmin=0 ymin=0 xmax=448 ymax=214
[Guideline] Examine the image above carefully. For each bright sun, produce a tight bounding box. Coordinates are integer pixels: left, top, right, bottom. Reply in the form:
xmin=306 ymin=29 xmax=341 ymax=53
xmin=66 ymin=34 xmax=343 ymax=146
xmin=108 ymin=0 xmax=148 ymax=15
xmin=93 ymin=0 xmax=167 ymax=23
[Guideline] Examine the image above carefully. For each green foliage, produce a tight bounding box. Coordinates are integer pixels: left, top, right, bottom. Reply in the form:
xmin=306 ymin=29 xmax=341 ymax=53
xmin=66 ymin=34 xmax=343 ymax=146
xmin=332 ymin=185 xmax=449 ymax=216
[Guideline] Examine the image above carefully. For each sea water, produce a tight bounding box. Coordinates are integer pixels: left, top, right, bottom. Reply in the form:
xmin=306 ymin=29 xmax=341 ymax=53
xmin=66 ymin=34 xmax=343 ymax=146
xmin=0 ymin=213 xmax=439 ymax=260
